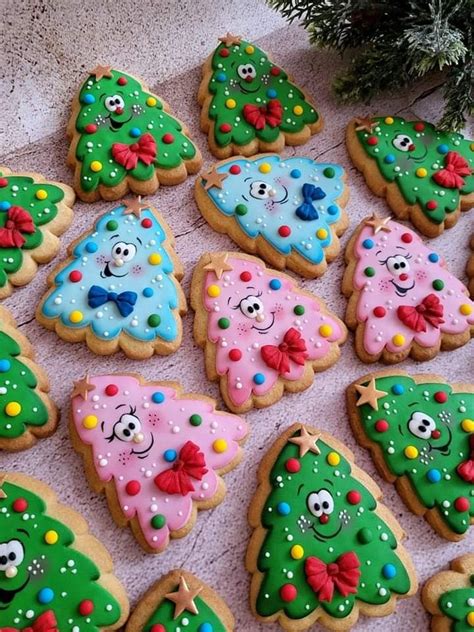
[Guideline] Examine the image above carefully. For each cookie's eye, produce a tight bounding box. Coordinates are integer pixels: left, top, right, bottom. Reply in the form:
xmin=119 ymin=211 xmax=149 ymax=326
xmin=318 ymin=489 xmax=334 ymax=515
xmin=114 ymin=414 xmax=142 ymax=442
xmin=250 ymin=180 xmax=272 ymax=200
xmin=111 ymin=242 xmax=137 ymax=262
xmin=237 ymin=64 xmax=257 ymax=80
xmin=105 ymin=95 xmax=125 ymax=113
xmin=392 ymin=134 xmax=413 ymax=151
xmin=307 ymin=492 xmax=322 ymax=517
xmin=240 ymin=296 xmax=264 ymax=319
xmin=408 ymin=412 xmax=436 ymax=439
xmin=0 ymin=540 xmax=24 ymax=570
xmin=386 ymin=255 xmax=410 ymax=276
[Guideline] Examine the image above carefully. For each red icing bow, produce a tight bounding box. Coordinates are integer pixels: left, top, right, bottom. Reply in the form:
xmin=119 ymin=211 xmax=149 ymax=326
xmin=154 ymin=441 xmax=207 ymax=496
xmin=0 ymin=206 xmax=35 ymax=248
xmin=432 ymin=151 xmax=472 ymax=189
xmin=261 ymin=327 xmax=308 ymax=374
xmin=0 ymin=610 xmax=58 ymax=632
xmin=457 ymin=434 xmax=474 ymax=483
xmin=111 ymin=133 xmax=157 ymax=170
xmin=397 ymin=293 xmax=444 ymax=332
xmin=243 ymin=99 xmax=283 ymax=130
xmin=305 ymin=552 xmax=361 ymax=602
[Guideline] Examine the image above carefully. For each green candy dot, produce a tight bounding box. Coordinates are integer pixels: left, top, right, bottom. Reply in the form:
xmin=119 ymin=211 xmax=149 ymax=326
xmin=323 ymin=167 xmax=335 ymax=178
xmin=364 ymin=267 xmax=375 ymax=277
xmin=147 ymin=314 xmax=161 ymax=327
xmin=432 ymin=279 xmax=444 ymax=291
xmin=294 ymin=305 xmax=305 ymax=316
xmin=151 ymin=514 xmax=166 ymax=529
xmin=189 ymin=414 xmax=202 ymax=426
xmin=106 ymin=220 xmax=118 ymax=231
xmin=357 ymin=527 xmax=373 ymax=544
xmin=235 ymin=204 xmax=248 ymax=216
xmin=218 ymin=317 xmax=230 ymax=329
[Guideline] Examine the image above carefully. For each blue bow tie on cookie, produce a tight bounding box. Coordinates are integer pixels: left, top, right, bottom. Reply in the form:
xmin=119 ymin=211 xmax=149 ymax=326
xmin=87 ymin=285 xmax=138 ymax=317
xmin=295 ymin=183 xmax=326 ymax=221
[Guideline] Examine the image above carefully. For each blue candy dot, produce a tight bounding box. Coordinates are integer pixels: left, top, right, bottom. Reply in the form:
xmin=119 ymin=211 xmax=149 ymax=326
xmin=130 ymin=127 xmax=141 ymax=138
xmin=0 ymin=359 xmax=11 ymax=373
xmin=143 ymin=287 xmax=154 ymax=298
xmin=290 ymin=168 xmax=301 ymax=179
xmin=427 ymin=468 xmax=441 ymax=483
xmin=277 ymin=501 xmax=291 ymax=516
xmin=82 ymin=93 xmax=95 ymax=104
xmin=152 ymin=392 xmax=165 ymax=404
xmin=269 ymin=279 xmax=281 ymax=290
xmin=267 ymin=88 xmax=277 ymax=98
xmin=392 ymin=384 xmax=404 ymax=395
xmin=0 ymin=201 xmax=11 ymax=211
xmin=384 ymin=154 xmax=396 ymax=164
xmin=362 ymin=239 xmax=374 ymax=250
xmin=428 ymin=253 xmax=439 ymax=263
xmin=327 ymin=204 xmax=339 ymax=215
xmin=216 ymin=72 xmax=227 ymax=82
xmin=163 ymin=449 xmax=177 ymax=462
xmin=437 ymin=143 xmax=449 ymax=155
xmin=382 ymin=563 xmax=396 ymax=579
xmin=198 ymin=624 xmax=214 ymax=632
xmin=85 ymin=241 xmax=98 ymax=253
xmin=38 ymin=587 xmax=54 ymax=604
xmin=253 ymin=373 xmax=265 ymax=385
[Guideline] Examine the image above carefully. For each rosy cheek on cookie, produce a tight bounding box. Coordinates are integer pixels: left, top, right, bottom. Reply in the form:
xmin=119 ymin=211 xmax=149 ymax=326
xmin=236 ymin=321 xmax=253 ymax=335
xmin=377 ymin=278 xmax=393 ymax=293
xmin=416 ymin=269 xmax=428 ymax=281
xmin=131 ymin=265 xmax=143 ymax=276
xmin=95 ymin=254 xmax=107 ymax=265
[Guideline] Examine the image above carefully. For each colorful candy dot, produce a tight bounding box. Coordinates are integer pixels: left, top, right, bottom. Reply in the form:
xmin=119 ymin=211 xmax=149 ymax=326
xmin=373 ymin=306 xmax=386 ymax=318
xmin=198 ymin=625 xmax=213 ymax=632
xmin=384 ymin=154 xmax=395 ymax=164
xmin=259 ymin=162 xmax=272 ymax=174
xmin=347 ymin=490 xmax=361 ymax=505
xmin=384 ymin=117 xmax=394 ymax=124
xmin=277 ymin=502 xmax=291 ymax=516
xmin=129 ymin=127 xmax=141 ymax=138
xmin=90 ymin=161 xmax=102 ymax=172
xmin=432 ymin=279 xmax=444 ymax=291
xmin=117 ymin=77 xmax=127 ymax=86
xmin=69 ymin=311 xmax=83 ymax=324
xmin=269 ymin=278 xmax=281 ymax=290
xmin=461 ymin=419 xmax=474 ymax=432
xmin=413 ymin=122 xmax=425 ymax=131
xmin=401 ymin=233 xmax=413 ymax=243
xmin=82 ymin=94 xmax=95 ymax=104
xmin=428 ymin=253 xmax=439 ymax=262
xmin=392 ymin=384 xmax=404 ymax=395
xmin=218 ymin=317 xmax=230 ymax=329
xmin=213 ymin=439 xmax=228 ymax=453
xmin=150 ymin=626 xmax=165 ymax=632
xmin=141 ymin=219 xmax=152 ymax=229
xmin=290 ymin=169 xmax=301 ymax=179
xmin=5 ymin=402 xmax=21 ymax=417
xmin=219 ymin=48 xmax=230 ymax=57
xmin=245 ymin=45 xmax=255 ymax=54
xmin=146 ymin=97 xmax=157 ymax=107
xmin=85 ymin=124 xmax=97 ymax=134
xmin=382 ymin=563 xmax=397 ymax=579
xmin=189 ymin=414 xmax=202 ymax=427
xmin=216 ymin=72 xmax=227 ymax=82
xmin=416 ymin=168 xmax=427 ymax=178
xmin=290 ymin=544 xmax=304 ymax=559
xmin=225 ymin=98 xmax=236 ymax=109
xmin=229 ymin=165 xmax=241 ymax=175
xmin=364 ymin=266 xmax=375 ymax=277
xmin=106 ymin=219 xmax=118 ymax=231
xmin=162 ymin=133 xmax=174 ymax=144
xmin=0 ymin=359 xmax=11 ymax=372
xmin=240 ymin=271 xmax=252 ymax=281
xmin=293 ymin=105 xmax=303 ymax=115
xmin=426 ymin=200 xmax=438 ymax=210
xmin=148 ymin=253 xmax=162 ymax=265
xmin=323 ymin=167 xmax=335 ymax=178
xmin=85 ymin=242 xmax=98 ymax=253
xmin=12 ymin=498 xmax=28 ymax=513
xmin=0 ymin=178 xmax=7 ymax=187
xmin=151 ymin=514 xmax=166 ymax=529
xmin=327 ymin=451 xmax=340 ymax=466
xmin=0 ymin=201 xmax=11 ymax=211
xmin=270 ymin=66 xmax=280 ymax=76
xmin=125 ymin=481 xmax=141 ymax=499
xmin=278 ymin=225 xmax=291 ymax=237
xmin=367 ymin=136 xmax=378 ymax=146
xmin=253 ymin=373 xmax=265 ymax=385
xmin=437 ymin=144 xmax=449 ymax=154
xmin=152 ymin=392 xmax=165 ymax=404
xmin=219 ymin=123 xmax=232 ymax=133
xmin=392 ymin=334 xmax=405 ymax=347
xmin=229 ymin=348 xmax=242 ymax=361
xmin=285 ymin=458 xmax=301 ymax=473
xmin=35 ymin=189 xmax=48 ymax=200
xmin=319 ymin=324 xmax=333 ymax=338
xmin=316 ymin=228 xmax=328 ymax=239
xmin=266 ymin=88 xmax=277 ymax=98
xmin=327 ymin=204 xmax=339 ymax=215
xmin=404 ymin=445 xmax=419 ymax=459
xmin=362 ymin=239 xmax=374 ymax=249
xmin=78 ymin=600 xmax=94 ymax=616
xmin=44 ymin=530 xmax=59 ymax=545
xmin=38 ymin=588 xmax=54 ymax=604
xmin=147 ymin=314 xmax=161 ymax=327
xmin=69 ymin=270 xmax=82 ymax=283
xmin=460 ymin=304 xmax=472 ymax=316
xmin=454 ymin=497 xmax=470 ymax=512
xmin=434 ymin=391 xmax=447 ymax=403
xmin=207 ymin=284 xmax=221 ymax=298
xmin=375 ymin=419 xmax=389 ymax=433
xmin=294 ymin=305 xmax=305 ymax=316
xmin=357 ymin=527 xmax=373 ymax=544
xmin=279 ymin=584 xmax=297 ymax=602
xmin=235 ymin=203 xmax=248 ymax=216
xmin=427 ymin=469 xmax=441 ymax=483
xmin=104 ymin=384 xmax=118 ymax=397
xmin=163 ymin=449 xmax=177 ymax=462
xmin=82 ymin=415 xmax=98 ymax=429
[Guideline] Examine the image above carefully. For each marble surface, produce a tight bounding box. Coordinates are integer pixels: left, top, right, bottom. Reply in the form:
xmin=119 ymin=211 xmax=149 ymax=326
xmin=1 ymin=5 xmax=473 ymax=631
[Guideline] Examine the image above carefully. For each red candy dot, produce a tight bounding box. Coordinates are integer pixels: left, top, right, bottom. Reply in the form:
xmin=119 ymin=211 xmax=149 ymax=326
xmin=319 ymin=514 xmax=329 ymax=524
xmin=414 ymin=122 xmax=425 ymax=132
xmin=105 ymin=384 xmax=118 ymax=396
xmin=78 ymin=600 xmax=94 ymax=616
xmin=117 ymin=77 xmax=127 ymax=86
xmin=431 ymin=430 xmax=441 ymax=439
xmin=399 ymin=273 xmax=409 ymax=281
xmin=270 ymin=66 xmax=280 ymax=76
xmin=85 ymin=124 xmax=97 ymax=134
xmin=150 ymin=626 xmax=166 ymax=632
xmin=285 ymin=458 xmax=301 ymax=473
xmin=69 ymin=270 xmax=82 ymax=283
xmin=401 ymin=233 xmax=413 ymax=243
xmin=125 ymin=480 xmax=141 ymax=496
xmin=0 ymin=178 xmax=8 ymax=187
xmin=278 ymin=225 xmax=291 ymax=237
xmin=162 ymin=133 xmax=174 ymax=144
xmin=240 ymin=271 xmax=252 ymax=282
xmin=229 ymin=165 xmax=241 ymax=175
xmin=367 ymin=136 xmax=378 ymax=146
xmin=347 ymin=490 xmax=361 ymax=505
xmin=141 ymin=218 xmax=152 ymax=228
xmin=280 ymin=584 xmax=297 ymax=602
xmin=219 ymin=48 xmax=230 ymax=57
xmin=426 ymin=200 xmax=438 ymax=210
xmin=220 ymin=123 xmax=232 ymax=133
xmin=434 ymin=391 xmax=447 ymax=403
xmin=373 ymin=306 xmax=386 ymax=318
xmin=12 ymin=498 xmax=28 ymax=513
xmin=375 ymin=419 xmax=389 ymax=433
xmin=454 ymin=497 xmax=469 ymax=512
xmin=229 ymin=348 xmax=242 ymax=362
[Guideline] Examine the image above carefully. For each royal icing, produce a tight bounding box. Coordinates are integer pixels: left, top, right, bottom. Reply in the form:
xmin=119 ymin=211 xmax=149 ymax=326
xmin=0 ymin=476 xmax=124 ymax=630
xmin=192 ymin=253 xmax=346 ymax=410
xmin=39 ymin=201 xmax=185 ymax=351
xmin=345 ymin=215 xmax=474 ymax=358
xmin=70 ymin=66 xmax=200 ymax=196
xmin=198 ymin=155 xmax=347 ymax=272
xmin=468 ymin=235 xmax=474 ymax=299
xmin=351 ymin=373 xmax=474 ymax=537
xmin=249 ymin=425 xmax=415 ymax=626
xmin=200 ymin=34 xmax=320 ymax=150
xmin=70 ymin=374 xmax=247 ymax=552
xmin=353 ymin=116 xmax=474 ymax=227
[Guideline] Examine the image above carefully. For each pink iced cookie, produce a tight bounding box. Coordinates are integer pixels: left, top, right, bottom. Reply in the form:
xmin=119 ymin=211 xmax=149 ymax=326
xmin=191 ymin=252 xmax=347 ymax=413
xmin=70 ymin=374 xmax=248 ymax=553
xmin=342 ymin=214 xmax=474 ymax=363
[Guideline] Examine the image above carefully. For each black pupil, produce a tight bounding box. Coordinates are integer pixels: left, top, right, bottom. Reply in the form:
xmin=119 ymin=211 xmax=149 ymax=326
xmin=123 ymin=249 xmax=129 ymax=256
xmin=247 ymin=306 xmax=254 ymax=314
xmin=115 ymin=98 xmax=121 ymax=105
xmin=0 ymin=555 xmax=7 ymax=564
xmin=313 ymin=503 xmax=320 ymax=512
xmin=242 ymin=68 xmax=247 ymax=74
xmin=418 ymin=425 xmax=427 ymax=432
xmin=259 ymin=188 xmax=266 ymax=195
xmin=116 ymin=247 xmax=121 ymax=255
xmin=123 ymin=429 xmax=131 ymax=437
xmin=129 ymin=422 xmax=135 ymax=430
xmin=253 ymin=303 xmax=260 ymax=310
xmin=322 ymin=501 xmax=329 ymax=510
xmin=8 ymin=552 xmax=16 ymax=561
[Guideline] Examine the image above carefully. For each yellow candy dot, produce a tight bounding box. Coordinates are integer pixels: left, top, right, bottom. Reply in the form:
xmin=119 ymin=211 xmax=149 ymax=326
xmin=319 ymin=324 xmax=333 ymax=338
xmin=467 ymin=612 xmax=474 ymax=627
xmin=460 ymin=304 xmax=472 ymax=316
xmin=384 ymin=117 xmax=394 ymax=125
xmin=470 ymin=143 xmax=474 ymax=152
xmin=146 ymin=97 xmax=157 ymax=107
xmin=404 ymin=445 xmax=419 ymax=459
xmin=461 ymin=418 xmax=474 ymax=432
xmin=69 ymin=310 xmax=83 ymax=324
xmin=148 ymin=253 xmax=162 ymax=265
xmin=290 ymin=544 xmax=304 ymax=560
xmin=213 ymin=438 xmax=228 ymax=453
xmin=416 ymin=168 xmax=427 ymax=178
xmin=245 ymin=45 xmax=255 ymax=54
xmin=83 ymin=414 xmax=98 ymax=429
xmin=207 ymin=284 xmax=221 ymax=298
xmin=327 ymin=451 xmax=340 ymax=466
xmin=35 ymin=189 xmax=48 ymax=200
xmin=90 ymin=160 xmax=103 ymax=172
xmin=316 ymin=228 xmax=328 ymax=239
xmin=226 ymin=98 xmax=236 ymax=109
xmin=392 ymin=333 xmax=405 ymax=347
xmin=5 ymin=402 xmax=21 ymax=417
xmin=44 ymin=530 xmax=59 ymax=545
xmin=293 ymin=105 xmax=303 ymax=116
xmin=259 ymin=162 xmax=272 ymax=174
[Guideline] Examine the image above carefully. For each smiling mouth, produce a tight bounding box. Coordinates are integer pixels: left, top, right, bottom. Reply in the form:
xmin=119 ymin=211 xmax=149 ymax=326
xmin=109 ymin=113 xmax=133 ymax=131
xmin=131 ymin=433 xmax=155 ymax=459
xmin=312 ymin=521 xmax=343 ymax=541
xmin=252 ymin=312 xmax=275 ymax=333
xmin=429 ymin=426 xmax=452 ymax=455
xmin=272 ymin=186 xmax=289 ymax=205
xmin=238 ymin=81 xmax=262 ymax=94
xmin=100 ymin=262 xmax=130 ymax=279
xmin=407 ymin=146 xmax=428 ymax=162
xmin=390 ymin=279 xmax=415 ymax=296
xmin=0 ymin=575 xmax=30 ymax=608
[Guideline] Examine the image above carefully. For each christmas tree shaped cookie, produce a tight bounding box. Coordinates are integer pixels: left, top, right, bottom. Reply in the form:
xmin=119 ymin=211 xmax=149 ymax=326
xmin=70 ymin=373 xmax=247 ymax=553
xmin=246 ymin=424 xmax=417 ymax=631
xmin=342 ymin=215 xmax=474 ymax=363
xmin=0 ymin=472 xmax=128 ymax=629
xmin=347 ymin=371 xmax=474 ymax=541
xmin=423 ymin=555 xmax=474 ymax=631
xmin=191 ymin=252 xmax=347 ymax=413
xmin=68 ymin=65 xmax=202 ymax=202
xmin=125 ymin=570 xmax=234 ymax=631
xmin=0 ymin=306 xmax=57 ymax=451
xmin=347 ymin=116 xmax=474 ymax=236
xmin=0 ymin=166 xmax=74 ymax=298
xmin=36 ymin=199 xmax=186 ymax=359
xmin=198 ymin=34 xmax=322 ymax=158
xmin=195 ymin=154 xmax=349 ymax=278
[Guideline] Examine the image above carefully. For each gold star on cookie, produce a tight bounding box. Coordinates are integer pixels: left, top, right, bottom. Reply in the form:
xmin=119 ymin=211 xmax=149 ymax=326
xmin=89 ymin=65 xmax=113 ymax=81
xmin=355 ymin=378 xmax=388 ymax=411
xmin=122 ymin=197 xmax=149 ymax=218
xmin=165 ymin=576 xmax=202 ymax=619
xmin=201 ymin=168 xmax=228 ymax=191
xmin=203 ymin=253 xmax=233 ymax=279
xmin=288 ymin=425 xmax=321 ymax=457
xmin=364 ymin=214 xmax=392 ymax=235
xmin=355 ymin=117 xmax=377 ymax=132
xmin=71 ymin=375 xmax=96 ymax=400
xmin=219 ymin=32 xmax=242 ymax=47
